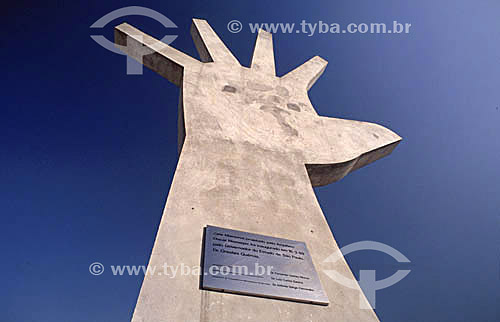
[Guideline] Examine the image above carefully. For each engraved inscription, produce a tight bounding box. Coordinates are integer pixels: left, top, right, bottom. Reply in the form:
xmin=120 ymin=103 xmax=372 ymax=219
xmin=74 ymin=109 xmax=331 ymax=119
xmin=202 ymin=225 xmax=329 ymax=305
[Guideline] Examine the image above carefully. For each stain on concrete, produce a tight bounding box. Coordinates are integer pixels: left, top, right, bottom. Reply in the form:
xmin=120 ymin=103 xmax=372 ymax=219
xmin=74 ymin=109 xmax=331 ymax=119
xmin=270 ymin=171 xmax=296 ymax=187
xmin=216 ymin=160 xmax=237 ymax=175
xmin=247 ymin=80 xmax=273 ymax=91
xmin=260 ymin=105 xmax=290 ymax=115
xmin=260 ymin=105 xmax=298 ymax=136
xmin=275 ymin=86 xmax=289 ymax=97
xmin=222 ymin=85 xmax=237 ymax=93
xmin=268 ymin=95 xmax=282 ymax=104
xmin=280 ymin=123 xmax=299 ymax=136
xmin=372 ymin=133 xmax=379 ymax=139
xmin=286 ymin=103 xmax=301 ymax=112
xmin=204 ymin=185 xmax=240 ymax=198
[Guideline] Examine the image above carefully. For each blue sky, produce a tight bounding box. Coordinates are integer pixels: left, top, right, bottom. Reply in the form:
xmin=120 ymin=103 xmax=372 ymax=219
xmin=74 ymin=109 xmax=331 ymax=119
xmin=2 ymin=1 xmax=499 ymax=321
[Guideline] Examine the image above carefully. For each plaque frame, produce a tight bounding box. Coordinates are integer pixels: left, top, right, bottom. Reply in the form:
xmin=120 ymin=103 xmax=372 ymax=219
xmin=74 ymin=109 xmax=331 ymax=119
xmin=201 ymin=225 xmax=329 ymax=305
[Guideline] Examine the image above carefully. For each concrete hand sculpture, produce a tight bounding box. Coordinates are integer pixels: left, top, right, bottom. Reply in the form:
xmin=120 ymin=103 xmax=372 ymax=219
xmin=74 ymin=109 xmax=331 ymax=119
xmin=114 ymin=18 xmax=401 ymax=322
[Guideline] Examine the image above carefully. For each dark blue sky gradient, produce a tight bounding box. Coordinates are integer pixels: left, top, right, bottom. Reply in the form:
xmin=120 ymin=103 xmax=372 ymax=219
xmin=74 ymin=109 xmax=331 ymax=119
xmin=2 ymin=1 xmax=499 ymax=321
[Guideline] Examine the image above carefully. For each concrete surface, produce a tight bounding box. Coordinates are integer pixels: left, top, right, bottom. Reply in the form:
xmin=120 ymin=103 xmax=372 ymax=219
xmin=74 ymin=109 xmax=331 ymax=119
xmin=114 ymin=18 xmax=401 ymax=322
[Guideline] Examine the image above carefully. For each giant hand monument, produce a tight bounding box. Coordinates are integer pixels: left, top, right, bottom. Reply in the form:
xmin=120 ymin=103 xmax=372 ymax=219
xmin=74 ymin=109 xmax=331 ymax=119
xmin=113 ymin=18 xmax=401 ymax=322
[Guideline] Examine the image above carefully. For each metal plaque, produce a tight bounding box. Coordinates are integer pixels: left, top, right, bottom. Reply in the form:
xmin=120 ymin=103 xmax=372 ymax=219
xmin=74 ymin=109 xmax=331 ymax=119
xmin=201 ymin=225 xmax=329 ymax=305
